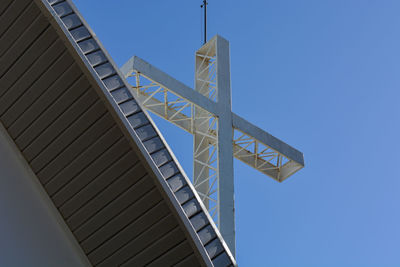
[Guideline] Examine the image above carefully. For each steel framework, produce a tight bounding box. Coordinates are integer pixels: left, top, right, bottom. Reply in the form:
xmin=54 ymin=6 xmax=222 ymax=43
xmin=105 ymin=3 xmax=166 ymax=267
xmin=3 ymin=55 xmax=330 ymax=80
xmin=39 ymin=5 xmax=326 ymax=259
xmin=121 ymin=35 xmax=304 ymax=255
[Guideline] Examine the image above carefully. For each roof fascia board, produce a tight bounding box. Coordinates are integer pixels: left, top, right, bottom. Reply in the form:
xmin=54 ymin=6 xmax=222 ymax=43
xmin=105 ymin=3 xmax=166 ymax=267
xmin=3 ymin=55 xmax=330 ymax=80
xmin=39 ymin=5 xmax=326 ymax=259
xmin=33 ymin=0 xmax=237 ymax=265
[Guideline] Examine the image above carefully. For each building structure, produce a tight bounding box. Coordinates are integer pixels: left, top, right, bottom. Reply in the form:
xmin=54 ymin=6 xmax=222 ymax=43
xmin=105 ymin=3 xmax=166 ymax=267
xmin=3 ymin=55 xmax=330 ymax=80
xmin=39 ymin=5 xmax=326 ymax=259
xmin=0 ymin=0 xmax=237 ymax=266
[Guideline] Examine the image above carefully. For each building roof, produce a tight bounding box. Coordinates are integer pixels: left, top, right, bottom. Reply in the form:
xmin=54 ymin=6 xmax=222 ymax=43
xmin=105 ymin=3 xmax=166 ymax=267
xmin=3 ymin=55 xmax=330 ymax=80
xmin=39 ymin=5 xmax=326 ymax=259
xmin=0 ymin=0 xmax=237 ymax=266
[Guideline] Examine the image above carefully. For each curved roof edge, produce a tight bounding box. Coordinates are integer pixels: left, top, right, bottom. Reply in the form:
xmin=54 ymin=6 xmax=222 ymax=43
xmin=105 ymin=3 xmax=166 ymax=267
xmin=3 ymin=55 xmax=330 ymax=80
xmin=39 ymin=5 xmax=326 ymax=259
xmin=33 ymin=0 xmax=237 ymax=266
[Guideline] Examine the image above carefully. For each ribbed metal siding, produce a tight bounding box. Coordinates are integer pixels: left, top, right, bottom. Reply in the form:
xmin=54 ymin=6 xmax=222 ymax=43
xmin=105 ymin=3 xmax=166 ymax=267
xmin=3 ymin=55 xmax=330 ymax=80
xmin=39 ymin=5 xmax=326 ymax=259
xmin=0 ymin=0 xmax=236 ymax=266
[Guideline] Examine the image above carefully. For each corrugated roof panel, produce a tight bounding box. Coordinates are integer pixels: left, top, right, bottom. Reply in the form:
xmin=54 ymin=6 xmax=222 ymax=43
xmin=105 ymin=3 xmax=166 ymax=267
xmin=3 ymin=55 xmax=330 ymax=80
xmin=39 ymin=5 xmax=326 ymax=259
xmin=0 ymin=0 xmax=237 ymax=266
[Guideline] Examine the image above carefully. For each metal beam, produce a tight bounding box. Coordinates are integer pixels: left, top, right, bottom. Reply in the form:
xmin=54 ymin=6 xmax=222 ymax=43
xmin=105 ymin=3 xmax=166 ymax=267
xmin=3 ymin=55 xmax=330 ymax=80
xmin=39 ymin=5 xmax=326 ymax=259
xmin=121 ymin=56 xmax=305 ymax=180
xmin=214 ymin=36 xmax=235 ymax=253
xmin=121 ymin=56 xmax=218 ymax=115
xmin=121 ymin=35 xmax=304 ymax=255
xmin=232 ymin=114 xmax=304 ymax=166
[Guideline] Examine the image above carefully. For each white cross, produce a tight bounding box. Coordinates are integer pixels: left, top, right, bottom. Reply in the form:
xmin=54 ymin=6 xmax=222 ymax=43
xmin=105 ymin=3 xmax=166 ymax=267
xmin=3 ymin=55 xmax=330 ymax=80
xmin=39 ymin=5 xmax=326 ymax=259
xmin=121 ymin=35 xmax=304 ymax=255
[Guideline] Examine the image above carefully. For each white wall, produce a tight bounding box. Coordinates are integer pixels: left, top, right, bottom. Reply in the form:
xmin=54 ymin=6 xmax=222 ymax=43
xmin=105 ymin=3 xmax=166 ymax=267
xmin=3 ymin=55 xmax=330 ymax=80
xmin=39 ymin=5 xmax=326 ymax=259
xmin=0 ymin=123 xmax=90 ymax=267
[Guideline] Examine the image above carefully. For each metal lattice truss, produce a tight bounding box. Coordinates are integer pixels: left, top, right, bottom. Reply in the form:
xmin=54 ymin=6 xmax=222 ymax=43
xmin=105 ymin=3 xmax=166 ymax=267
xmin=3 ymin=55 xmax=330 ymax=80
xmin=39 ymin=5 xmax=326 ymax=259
xmin=192 ymin=112 xmax=219 ymax=221
xmin=233 ymin=129 xmax=298 ymax=182
xmin=195 ymin=51 xmax=217 ymax=101
xmin=121 ymin=35 xmax=304 ymax=250
xmin=194 ymin=44 xmax=219 ymax=223
xmin=125 ymin=70 xmax=221 ymax=223
xmin=122 ymin=64 xmax=304 ymax=183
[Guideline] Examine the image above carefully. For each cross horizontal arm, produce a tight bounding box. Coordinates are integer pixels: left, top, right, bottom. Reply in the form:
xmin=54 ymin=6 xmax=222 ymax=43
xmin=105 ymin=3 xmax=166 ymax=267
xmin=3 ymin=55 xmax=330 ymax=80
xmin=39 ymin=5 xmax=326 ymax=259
xmin=130 ymin=87 xmax=193 ymax=132
xmin=121 ymin=56 xmax=218 ymax=115
xmin=121 ymin=55 xmax=304 ymax=182
xmin=232 ymin=114 xmax=304 ymax=182
xmin=232 ymin=114 xmax=304 ymax=166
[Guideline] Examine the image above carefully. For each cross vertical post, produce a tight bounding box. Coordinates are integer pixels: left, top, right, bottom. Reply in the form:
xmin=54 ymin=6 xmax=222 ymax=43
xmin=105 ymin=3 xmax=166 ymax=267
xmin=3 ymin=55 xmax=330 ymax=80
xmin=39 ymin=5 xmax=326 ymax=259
xmin=194 ymin=36 xmax=235 ymax=254
xmin=215 ymin=36 xmax=235 ymax=255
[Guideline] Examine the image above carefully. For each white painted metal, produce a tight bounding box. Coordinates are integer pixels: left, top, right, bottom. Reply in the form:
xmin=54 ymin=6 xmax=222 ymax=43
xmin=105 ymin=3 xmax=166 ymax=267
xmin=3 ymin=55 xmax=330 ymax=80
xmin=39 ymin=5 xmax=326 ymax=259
xmin=194 ymin=38 xmax=217 ymax=214
xmin=121 ymin=35 xmax=304 ymax=255
xmin=120 ymin=54 xmax=304 ymax=182
xmin=193 ymin=37 xmax=235 ymax=253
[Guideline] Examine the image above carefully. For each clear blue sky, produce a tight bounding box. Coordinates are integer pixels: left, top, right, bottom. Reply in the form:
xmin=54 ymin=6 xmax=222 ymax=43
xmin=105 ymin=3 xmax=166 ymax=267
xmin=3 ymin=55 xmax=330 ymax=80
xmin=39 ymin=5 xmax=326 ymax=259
xmin=74 ymin=1 xmax=400 ymax=266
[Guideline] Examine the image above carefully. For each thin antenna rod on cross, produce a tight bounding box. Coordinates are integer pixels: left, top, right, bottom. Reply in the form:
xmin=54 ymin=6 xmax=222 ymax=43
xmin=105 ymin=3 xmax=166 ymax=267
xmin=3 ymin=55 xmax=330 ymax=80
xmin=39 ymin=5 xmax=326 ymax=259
xmin=201 ymin=0 xmax=208 ymax=44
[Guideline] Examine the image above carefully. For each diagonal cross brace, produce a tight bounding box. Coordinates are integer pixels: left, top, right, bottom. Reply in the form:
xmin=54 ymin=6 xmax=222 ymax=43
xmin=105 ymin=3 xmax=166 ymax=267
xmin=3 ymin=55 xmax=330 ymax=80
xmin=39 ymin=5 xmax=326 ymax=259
xmin=121 ymin=35 xmax=304 ymax=255
xmin=121 ymin=56 xmax=304 ymax=182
